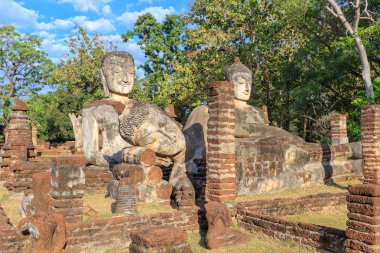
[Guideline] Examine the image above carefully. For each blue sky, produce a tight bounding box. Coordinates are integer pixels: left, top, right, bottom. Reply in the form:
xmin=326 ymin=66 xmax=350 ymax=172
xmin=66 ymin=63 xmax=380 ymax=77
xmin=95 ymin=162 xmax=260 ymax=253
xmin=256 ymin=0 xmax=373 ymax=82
xmin=0 ymin=0 xmax=190 ymax=77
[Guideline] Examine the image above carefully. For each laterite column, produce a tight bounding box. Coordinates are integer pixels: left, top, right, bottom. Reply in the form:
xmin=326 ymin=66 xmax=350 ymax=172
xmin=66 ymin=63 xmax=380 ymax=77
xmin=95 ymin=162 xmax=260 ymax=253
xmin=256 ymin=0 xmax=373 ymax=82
xmin=206 ymin=81 xmax=236 ymax=202
xmin=346 ymin=105 xmax=380 ymax=253
xmin=50 ymin=157 xmax=86 ymax=223
xmin=331 ymin=113 xmax=348 ymax=145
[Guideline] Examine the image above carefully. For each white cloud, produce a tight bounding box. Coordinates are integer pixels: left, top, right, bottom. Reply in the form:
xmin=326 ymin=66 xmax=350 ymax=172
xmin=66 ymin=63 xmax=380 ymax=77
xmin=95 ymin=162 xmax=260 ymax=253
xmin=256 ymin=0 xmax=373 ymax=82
xmin=118 ymin=6 xmax=176 ymax=25
xmin=0 ymin=0 xmax=39 ymax=28
xmin=102 ymin=5 xmax=112 ymax=15
xmin=53 ymin=19 xmax=75 ymax=29
xmin=73 ymin=17 xmax=115 ymax=33
xmin=37 ymin=22 xmax=55 ymax=30
xmin=56 ymin=0 xmax=112 ymax=13
xmin=138 ymin=0 xmax=154 ymax=3
xmin=36 ymin=16 xmax=115 ymax=34
xmin=40 ymin=37 xmax=68 ymax=63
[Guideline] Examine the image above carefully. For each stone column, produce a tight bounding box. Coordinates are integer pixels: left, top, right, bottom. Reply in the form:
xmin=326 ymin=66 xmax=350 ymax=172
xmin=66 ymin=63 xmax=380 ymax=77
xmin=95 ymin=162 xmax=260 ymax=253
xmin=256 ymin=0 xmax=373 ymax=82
xmin=5 ymin=98 xmax=33 ymax=163
xmin=31 ymin=125 xmax=38 ymax=147
xmin=50 ymin=157 xmax=86 ymax=223
xmin=1 ymin=98 xmax=34 ymax=189
xmin=345 ymin=105 xmax=380 ymax=253
xmin=331 ymin=113 xmax=348 ymax=145
xmin=262 ymin=105 xmax=270 ymax=125
xmin=206 ymin=81 xmax=236 ymax=202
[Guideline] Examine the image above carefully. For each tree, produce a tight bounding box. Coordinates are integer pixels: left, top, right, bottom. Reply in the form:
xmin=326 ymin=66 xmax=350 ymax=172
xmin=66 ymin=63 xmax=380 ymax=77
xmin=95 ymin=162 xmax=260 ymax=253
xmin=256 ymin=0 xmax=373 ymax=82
xmin=122 ymin=14 xmax=189 ymax=114
xmin=0 ymin=24 xmax=54 ymax=125
xmin=28 ymin=27 xmax=115 ymax=141
xmin=326 ymin=0 xmax=376 ymax=97
xmin=49 ymin=27 xmax=114 ymax=99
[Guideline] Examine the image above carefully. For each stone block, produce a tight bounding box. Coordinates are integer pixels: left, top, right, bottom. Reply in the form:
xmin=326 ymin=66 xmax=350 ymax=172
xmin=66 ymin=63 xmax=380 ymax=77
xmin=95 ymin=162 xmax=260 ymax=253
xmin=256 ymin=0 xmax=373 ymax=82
xmin=129 ymin=226 xmax=190 ymax=253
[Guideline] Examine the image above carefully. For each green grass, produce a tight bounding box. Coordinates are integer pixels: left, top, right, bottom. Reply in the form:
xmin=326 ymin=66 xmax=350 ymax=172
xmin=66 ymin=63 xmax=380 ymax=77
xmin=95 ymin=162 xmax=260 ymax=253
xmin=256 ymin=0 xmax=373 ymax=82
xmin=284 ymin=205 xmax=348 ymax=229
xmin=82 ymin=190 xmax=174 ymax=222
xmin=98 ymin=228 xmax=316 ymax=253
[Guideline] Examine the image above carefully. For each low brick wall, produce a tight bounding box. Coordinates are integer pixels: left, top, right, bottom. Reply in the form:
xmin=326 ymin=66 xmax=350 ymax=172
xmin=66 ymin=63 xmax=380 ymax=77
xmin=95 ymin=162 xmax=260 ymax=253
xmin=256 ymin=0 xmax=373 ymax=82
xmin=64 ymin=208 xmax=202 ymax=252
xmin=237 ymin=192 xmax=347 ymax=216
xmin=84 ymin=166 xmax=113 ymax=193
xmin=238 ymin=211 xmax=345 ymax=252
xmin=236 ymin=193 xmax=347 ymax=252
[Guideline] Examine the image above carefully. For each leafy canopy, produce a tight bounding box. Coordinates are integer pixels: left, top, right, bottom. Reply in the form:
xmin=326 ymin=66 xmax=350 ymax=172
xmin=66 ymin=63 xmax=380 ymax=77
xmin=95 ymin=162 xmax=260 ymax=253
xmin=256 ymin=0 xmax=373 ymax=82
xmin=0 ymin=24 xmax=54 ymax=124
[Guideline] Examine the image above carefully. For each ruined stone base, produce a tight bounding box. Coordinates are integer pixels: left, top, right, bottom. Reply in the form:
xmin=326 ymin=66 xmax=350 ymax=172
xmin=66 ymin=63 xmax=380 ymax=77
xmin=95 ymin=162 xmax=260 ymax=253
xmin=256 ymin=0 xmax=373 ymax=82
xmin=345 ymin=184 xmax=380 ymax=253
xmin=129 ymin=226 xmax=191 ymax=253
xmin=84 ymin=165 xmax=113 ymax=193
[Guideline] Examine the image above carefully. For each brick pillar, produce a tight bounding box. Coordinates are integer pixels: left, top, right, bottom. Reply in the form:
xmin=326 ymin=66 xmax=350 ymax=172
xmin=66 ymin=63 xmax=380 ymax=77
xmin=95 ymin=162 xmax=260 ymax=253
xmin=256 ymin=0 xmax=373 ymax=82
xmin=345 ymin=105 xmax=380 ymax=253
xmin=31 ymin=124 xmax=38 ymax=147
xmin=331 ymin=113 xmax=348 ymax=145
xmin=262 ymin=105 xmax=270 ymax=125
xmin=50 ymin=157 xmax=86 ymax=223
xmin=206 ymin=81 xmax=236 ymax=202
xmin=1 ymin=98 xmax=34 ymax=189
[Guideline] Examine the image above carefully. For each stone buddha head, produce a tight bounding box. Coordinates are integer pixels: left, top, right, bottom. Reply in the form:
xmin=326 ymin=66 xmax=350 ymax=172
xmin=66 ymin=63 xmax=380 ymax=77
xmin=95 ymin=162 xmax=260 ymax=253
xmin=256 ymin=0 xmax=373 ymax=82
xmin=225 ymin=58 xmax=252 ymax=102
xmin=101 ymin=51 xmax=135 ymax=97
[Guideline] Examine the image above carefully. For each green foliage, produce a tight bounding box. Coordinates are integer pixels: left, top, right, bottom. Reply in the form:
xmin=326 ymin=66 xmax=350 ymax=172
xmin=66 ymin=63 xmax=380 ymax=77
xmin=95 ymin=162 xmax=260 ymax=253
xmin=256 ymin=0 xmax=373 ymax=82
xmin=122 ymin=14 xmax=193 ymax=120
xmin=27 ymin=89 xmax=87 ymax=141
xmin=0 ymin=24 xmax=54 ymax=125
xmin=28 ymin=27 xmax=114 ymax=141
xmin=49 ymin=27 xmax=112 ymax=98
xmin=174 ymin=0 xmax=379 ymax=141
xmin=349 ymin=76 xmax=380 ymax=141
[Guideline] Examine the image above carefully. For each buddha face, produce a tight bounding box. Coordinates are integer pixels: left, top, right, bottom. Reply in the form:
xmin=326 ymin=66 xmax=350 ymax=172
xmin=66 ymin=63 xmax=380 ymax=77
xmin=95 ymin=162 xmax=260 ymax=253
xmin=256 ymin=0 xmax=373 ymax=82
xmin=231 ymin=72 xmax=252 ymax=101
xmin=101 ymin=56 xmax=134 ymax=95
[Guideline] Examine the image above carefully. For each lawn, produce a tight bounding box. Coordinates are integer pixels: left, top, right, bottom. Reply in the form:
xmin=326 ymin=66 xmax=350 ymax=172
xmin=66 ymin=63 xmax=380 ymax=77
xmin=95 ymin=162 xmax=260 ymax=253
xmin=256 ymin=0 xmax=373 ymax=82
xmin=82 ymin=190 xmax=174 ymax=222
xmin=103 ymin=229 xmax=316 ymax=253
xmin=284 ymin=205 xmax=348 ymax=229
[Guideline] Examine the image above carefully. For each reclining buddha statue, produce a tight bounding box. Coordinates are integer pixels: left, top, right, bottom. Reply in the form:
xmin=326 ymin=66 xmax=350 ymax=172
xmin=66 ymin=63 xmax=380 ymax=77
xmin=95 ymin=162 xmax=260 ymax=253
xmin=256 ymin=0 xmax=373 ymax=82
xmin=184 ymin=58 xmax=361 ymax=200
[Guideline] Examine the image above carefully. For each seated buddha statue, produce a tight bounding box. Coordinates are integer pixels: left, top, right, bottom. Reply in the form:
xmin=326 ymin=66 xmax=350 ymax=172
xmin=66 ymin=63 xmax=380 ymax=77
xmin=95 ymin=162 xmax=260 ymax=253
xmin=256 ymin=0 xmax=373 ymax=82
xmin=82 ymin=51 xmax=194 ymax=206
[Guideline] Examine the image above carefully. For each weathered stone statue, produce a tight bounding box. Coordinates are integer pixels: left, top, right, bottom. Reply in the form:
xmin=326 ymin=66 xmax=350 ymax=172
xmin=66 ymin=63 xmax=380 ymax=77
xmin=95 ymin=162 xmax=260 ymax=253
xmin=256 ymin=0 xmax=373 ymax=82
xmin=184 ymin=57 xmax=303 ymax=170
xmin=204 ymin=201 xmax=250 ymax=250
xmin=83 ymin=51 xmax=194 ymax=206
xmin=184 ymin=58 xmax=361 ymax=199
xmin=82 ymin=52 xmax=134 ymax=166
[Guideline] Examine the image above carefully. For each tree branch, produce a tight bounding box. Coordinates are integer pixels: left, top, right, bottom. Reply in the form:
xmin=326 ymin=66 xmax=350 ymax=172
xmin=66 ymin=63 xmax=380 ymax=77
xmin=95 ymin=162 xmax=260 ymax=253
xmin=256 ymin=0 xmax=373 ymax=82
xmin=326 ymin=6 xmax=338 ymax=17
xmin=326 ymin=0 xmax=355 ymax=36
xmin=353 ymin=0 xmax=360 ymax=31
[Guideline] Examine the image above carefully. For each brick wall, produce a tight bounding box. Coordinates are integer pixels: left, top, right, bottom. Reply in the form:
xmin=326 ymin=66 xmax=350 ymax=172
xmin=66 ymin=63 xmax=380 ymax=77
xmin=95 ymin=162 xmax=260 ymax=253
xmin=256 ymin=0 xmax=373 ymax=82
xmin=83 ymin=165 xmax=113 ymax=193
xmin=64 ymin=208 xmax=202 ymax=252
xmin=236 ymin=192 xmax=347 ymax=252
xmin=238 ymin=211 xmax=345 ymax=252
xmin=206 ymin=81 xmax=236 ymax=202
xmin=237 ymin=192 xmax=347 ymax=217
xmin=236 ymin=138 xmax=360 ymax=194
xmin=0 ymin=207 xmax=25 ymax=253
xmin=345 ymin=105 xmax=380 ymax=253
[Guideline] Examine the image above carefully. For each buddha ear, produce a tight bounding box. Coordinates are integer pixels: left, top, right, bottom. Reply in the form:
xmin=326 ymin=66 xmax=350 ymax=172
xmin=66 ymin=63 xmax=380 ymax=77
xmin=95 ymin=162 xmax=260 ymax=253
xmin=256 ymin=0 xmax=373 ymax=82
xmin=100 ymin=68 xmax=110 ymax=97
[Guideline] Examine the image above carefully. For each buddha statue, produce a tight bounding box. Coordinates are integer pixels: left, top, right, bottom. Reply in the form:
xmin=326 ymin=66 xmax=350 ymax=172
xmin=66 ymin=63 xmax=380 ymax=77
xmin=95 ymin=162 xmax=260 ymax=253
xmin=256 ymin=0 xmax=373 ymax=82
xmin=184 ymin=58 xmax=303 ymax=170
xmin=184 ymin=58 xmax=361 ymax=198
xmin=82 ymin=51 xmax=194 ymax=206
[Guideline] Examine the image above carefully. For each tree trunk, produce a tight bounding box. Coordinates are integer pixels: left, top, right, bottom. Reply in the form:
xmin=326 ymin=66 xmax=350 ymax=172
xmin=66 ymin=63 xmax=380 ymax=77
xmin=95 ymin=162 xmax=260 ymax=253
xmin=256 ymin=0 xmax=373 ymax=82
xmin=68 ymin=113 xmax=83 ymax=152
xmin=326 ymin=0 xmax=373 ymax=97
xmin=354 ymin=36 xmax=373 ymax=96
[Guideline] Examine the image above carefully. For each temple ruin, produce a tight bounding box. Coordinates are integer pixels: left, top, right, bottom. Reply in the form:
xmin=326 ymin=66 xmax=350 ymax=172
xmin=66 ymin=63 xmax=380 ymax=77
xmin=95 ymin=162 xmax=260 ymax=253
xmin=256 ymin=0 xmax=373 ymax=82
xmin=0 ymin=54 xmax=377 ymax=253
